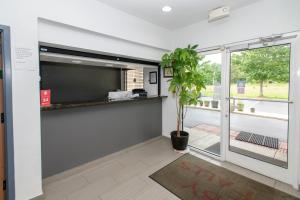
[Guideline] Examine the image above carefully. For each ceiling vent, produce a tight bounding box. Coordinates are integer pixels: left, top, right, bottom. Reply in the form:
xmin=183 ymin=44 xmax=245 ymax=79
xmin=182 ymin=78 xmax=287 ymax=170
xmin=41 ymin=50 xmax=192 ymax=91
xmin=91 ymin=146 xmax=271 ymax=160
xmin=208 ymin=6 xmax=230 ymax=22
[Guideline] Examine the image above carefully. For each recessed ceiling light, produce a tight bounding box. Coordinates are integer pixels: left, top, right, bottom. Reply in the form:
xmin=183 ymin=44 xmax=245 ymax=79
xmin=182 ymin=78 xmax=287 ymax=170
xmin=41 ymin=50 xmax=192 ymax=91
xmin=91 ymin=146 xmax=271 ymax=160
xmin=162 ymin=6 xmax=172 ymax=13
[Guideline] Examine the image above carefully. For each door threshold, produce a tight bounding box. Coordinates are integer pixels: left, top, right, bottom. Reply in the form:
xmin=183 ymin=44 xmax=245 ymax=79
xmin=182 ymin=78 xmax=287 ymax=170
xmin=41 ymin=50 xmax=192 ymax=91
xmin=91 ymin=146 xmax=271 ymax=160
xmin=189 ymin=145 xmax=222 ymax=162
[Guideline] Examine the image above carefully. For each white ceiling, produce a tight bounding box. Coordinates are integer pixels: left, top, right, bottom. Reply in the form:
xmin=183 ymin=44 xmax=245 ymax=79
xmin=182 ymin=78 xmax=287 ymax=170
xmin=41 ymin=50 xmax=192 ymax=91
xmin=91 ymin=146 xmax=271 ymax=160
xmin=97 ymin=0 xmax=263 ymax=30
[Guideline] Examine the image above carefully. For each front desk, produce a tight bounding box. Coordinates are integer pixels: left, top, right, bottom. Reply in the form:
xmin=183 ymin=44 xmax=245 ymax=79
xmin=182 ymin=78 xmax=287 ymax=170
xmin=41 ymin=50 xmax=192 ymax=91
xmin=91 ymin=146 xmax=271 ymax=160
xmin=41 ymin=96 xmax=164 ymax=178
xmin=39 ymin=45 xmax=163 ymax=178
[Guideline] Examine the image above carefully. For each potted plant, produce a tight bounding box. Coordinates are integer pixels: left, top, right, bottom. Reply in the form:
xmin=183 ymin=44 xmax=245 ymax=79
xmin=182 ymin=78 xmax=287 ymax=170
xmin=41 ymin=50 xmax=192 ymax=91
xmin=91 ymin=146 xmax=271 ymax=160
xmin=161 ymin=44 xmax=206 ymax=151
xmin=199 ymin=100 xmax=204 ymax=106
xmin=211 ymin=100 xmax=219 ymax=109
xmin=211 ymin=87 xmax=220 ymax=109
xmin=237 ymin=101 xmax=245 ymax=112
xmin=204 ymin=100 xmax=210 ymax=107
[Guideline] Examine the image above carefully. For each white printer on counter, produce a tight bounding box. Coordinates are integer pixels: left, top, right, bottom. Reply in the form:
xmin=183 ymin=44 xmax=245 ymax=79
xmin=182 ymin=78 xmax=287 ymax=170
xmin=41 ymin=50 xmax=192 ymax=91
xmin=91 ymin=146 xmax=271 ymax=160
xmin=108 ymin=91 xmax=139 ymax=101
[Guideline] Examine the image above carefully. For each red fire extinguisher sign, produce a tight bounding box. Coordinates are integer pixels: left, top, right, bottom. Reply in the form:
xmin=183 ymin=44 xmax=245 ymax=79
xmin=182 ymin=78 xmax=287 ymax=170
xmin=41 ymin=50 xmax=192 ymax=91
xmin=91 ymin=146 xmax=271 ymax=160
xmin=40 ymin=89 xmax=51 ymax=107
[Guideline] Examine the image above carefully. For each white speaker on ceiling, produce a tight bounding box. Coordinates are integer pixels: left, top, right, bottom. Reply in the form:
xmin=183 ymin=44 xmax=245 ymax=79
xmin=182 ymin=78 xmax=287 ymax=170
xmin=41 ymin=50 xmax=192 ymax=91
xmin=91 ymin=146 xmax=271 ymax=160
xmin=208 ymin=6 xmax=230 ymax=22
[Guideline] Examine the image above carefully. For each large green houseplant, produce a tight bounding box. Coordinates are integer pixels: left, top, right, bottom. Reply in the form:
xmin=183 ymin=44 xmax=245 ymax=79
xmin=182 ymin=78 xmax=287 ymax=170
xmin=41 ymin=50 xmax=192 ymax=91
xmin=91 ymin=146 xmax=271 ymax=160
xmin=161 ymin=45 xmax=206 ymax=150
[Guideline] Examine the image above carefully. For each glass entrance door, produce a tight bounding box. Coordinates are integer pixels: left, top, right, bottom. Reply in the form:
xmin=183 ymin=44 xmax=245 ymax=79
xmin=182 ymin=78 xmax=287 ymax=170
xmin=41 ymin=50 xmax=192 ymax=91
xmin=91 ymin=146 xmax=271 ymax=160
xmin=185 ymin=51 xmax=223 ymax=156
xmin=225 ymin=36 xmax=300 ymax=187
xmin=229 ymin=44 xmax=290 ymax=167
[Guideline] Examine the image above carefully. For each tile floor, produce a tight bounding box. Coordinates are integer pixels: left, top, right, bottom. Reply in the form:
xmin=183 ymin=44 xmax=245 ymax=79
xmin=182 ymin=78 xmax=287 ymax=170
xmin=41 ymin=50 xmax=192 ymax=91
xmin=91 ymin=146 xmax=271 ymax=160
xmin=36 ymin=136 xmax=300 ymax=200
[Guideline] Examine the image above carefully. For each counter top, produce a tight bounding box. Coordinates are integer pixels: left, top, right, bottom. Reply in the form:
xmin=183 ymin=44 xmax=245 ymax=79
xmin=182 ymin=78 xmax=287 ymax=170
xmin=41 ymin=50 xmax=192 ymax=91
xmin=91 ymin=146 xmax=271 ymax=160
xmin=41 ymin=95 xmax=167 ymax=111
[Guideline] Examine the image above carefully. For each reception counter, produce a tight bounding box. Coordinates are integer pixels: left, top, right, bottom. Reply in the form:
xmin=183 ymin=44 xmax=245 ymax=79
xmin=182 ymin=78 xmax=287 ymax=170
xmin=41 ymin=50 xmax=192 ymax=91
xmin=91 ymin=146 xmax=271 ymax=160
xmin=41 ymin=96 xmax=166 ymax=111
xmin=41 ymin=96 xmax=165 ymax=178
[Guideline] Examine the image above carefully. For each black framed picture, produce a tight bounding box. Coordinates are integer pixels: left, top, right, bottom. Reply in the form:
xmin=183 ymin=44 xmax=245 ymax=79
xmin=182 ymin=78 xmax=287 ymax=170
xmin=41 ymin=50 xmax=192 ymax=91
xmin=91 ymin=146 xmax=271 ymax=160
xmin=163 ymin=67 xmax=173 ymax=78
xmin=149 ymin=71 xmax=157 ymax=84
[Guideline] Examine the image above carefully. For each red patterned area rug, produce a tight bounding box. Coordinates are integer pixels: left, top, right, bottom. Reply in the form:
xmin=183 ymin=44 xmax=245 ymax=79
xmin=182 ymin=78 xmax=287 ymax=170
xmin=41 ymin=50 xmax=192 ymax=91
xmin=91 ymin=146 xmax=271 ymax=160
xmin=150 ymin=154 xmax=299 ymax=200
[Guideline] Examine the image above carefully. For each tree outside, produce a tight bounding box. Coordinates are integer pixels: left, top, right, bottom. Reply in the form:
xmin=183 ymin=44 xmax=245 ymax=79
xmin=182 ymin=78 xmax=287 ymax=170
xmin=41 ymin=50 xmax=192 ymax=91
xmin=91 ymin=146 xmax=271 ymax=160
xmin=199 ymin=54 xmax=222 ymax=99
xmin=200 ymin=62 xmax=221 ymax=86
xmin=231 ymin=44 xmax=290 ymax=99
xmin=200 ymin=44 xmax=290 ymax=100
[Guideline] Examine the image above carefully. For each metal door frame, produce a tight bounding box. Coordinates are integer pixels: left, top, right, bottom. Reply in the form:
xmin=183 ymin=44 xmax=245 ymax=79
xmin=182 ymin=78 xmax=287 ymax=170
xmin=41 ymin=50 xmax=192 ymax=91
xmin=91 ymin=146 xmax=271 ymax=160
xmin=0 ymin=25 xmax=15 ymax=200
xmin=224 ymin=35 xmax=300 ymax=189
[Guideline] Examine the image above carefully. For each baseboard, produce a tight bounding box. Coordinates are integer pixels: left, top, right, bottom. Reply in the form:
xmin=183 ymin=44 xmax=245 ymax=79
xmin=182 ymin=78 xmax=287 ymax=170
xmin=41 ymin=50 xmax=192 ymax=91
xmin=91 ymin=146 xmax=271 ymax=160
xmin=162 ymin=132 xmax=171 ymax=138
xmin=30 ymin=193 xmax=45 ymax=200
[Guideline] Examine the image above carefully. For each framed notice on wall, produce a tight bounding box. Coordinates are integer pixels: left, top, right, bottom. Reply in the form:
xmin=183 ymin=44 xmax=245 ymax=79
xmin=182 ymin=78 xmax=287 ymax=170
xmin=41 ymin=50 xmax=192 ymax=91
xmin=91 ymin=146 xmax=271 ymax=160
xmin=163 ymin=67 xmax=173 ymax=78
xmin=149 ymin=71 xmax=157 ymax=84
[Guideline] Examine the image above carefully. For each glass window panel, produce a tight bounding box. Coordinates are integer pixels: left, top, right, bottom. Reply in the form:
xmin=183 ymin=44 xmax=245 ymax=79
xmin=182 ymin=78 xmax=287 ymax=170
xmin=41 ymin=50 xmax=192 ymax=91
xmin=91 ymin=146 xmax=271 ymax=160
xmin=185 ymin=52 xmax=222 ymax=155
xmin=229 ymin=44 xmax=290 ymax=168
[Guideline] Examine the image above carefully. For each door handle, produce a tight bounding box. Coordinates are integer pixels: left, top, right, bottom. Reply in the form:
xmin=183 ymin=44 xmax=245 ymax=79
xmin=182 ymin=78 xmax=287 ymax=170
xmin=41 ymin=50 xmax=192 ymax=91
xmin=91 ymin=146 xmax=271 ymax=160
xmin=225 ymin=97 xmax=292 ymax=104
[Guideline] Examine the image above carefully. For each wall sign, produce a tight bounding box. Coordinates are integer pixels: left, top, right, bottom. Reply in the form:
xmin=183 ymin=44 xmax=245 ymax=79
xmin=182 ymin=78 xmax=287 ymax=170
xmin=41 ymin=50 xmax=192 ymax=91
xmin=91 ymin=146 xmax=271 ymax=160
xmin=149 ymin=71 xmax=157 ymax=84
xmin=40 ymin=90 xmax=51 ymax=107
xmin=237 ymin=79 xmax=246 ymax=94
xmin=163 ymin=67 xmax=173 ymax=78
xmin=14 ymin=47 xmax=34 ymax=70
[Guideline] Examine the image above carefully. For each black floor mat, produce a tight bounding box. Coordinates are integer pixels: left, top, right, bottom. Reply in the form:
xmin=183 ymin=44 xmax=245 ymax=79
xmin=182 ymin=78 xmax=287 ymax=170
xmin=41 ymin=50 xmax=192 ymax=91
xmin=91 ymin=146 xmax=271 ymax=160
xmin=249 ymin=133 xmax=265 ymax=145
xmin=235 ymin=131 xmax=279 ymax=149
xmin=204 ymin=142 xmax=220 ymax=155
xmin=264 ymin=136 xmax=279 ymax=149
xmin=235 ymin=131 xmax=251 ymax=141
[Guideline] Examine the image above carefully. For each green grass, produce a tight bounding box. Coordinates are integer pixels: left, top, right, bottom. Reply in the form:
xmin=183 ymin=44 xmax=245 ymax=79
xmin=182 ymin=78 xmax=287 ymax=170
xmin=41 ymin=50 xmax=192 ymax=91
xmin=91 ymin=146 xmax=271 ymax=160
xmin=202 ymin=83 xmax=288 ymax=100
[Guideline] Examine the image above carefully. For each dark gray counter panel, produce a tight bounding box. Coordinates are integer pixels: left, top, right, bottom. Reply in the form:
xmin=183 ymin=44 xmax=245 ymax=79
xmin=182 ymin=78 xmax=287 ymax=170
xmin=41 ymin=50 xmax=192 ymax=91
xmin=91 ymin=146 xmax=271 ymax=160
xmin=41 ymin=98 xmax=162 ymax=178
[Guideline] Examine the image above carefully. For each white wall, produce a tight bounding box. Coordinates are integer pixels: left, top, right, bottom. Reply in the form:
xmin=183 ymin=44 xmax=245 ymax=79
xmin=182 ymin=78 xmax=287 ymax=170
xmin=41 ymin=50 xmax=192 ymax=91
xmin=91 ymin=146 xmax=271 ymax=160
xmin=172 ymin=0 xmax=300 ymax=49
xmin=38 ymin=19 xmax=165 ymax=61
xmin=143 ymin=67 xmax=158 ymax=96
xmin=0 ymin=0 xmax=42 ymax=199
xmin=162 ymin=0 xmax=300 ymax=137
xmin=37 ymin=0 xmax=171 ymax=51
xmin=0 ymin=0 xmax=170 ymax=199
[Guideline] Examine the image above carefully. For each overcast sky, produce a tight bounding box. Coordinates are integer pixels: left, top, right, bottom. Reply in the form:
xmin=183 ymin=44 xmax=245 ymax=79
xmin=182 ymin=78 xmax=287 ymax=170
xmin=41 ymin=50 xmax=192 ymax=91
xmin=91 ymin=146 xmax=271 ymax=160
xmin=203 ymin=53 xmax=222 ymax=64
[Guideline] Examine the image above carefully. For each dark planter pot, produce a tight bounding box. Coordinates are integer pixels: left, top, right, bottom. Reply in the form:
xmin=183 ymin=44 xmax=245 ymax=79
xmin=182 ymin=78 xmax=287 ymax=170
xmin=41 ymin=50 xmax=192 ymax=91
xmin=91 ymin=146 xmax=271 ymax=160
xmin=211 ymin=100 xmax=219 ymax=109
xmin=237 ymin=103 xmax=244 ymax=112
xmin=204 ymin=101 xmax=210 ymax=107
xmin=170 ymin=131 xmax=189 ymax=150
xmin=199 ymin=101 xmax=203 ymax=106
